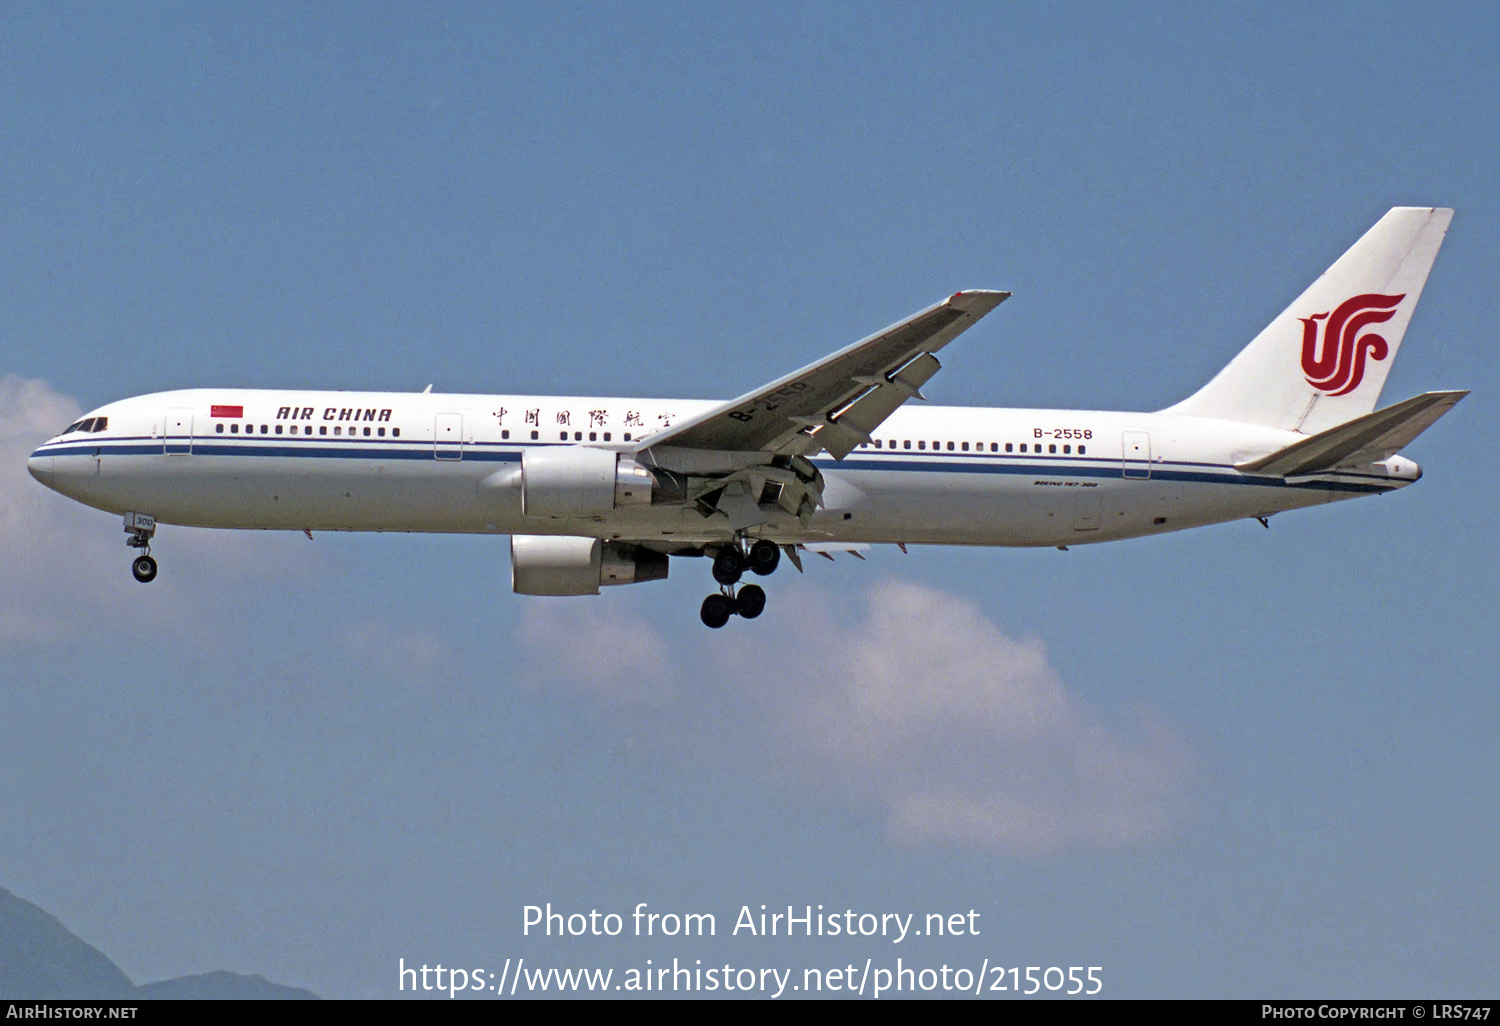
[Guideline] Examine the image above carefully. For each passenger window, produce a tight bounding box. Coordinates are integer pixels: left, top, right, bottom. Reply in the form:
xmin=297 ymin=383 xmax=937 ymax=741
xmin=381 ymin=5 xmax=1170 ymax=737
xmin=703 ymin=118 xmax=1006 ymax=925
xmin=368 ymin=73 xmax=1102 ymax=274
xmin=231 ymin=424 xmax=239 ymax=434
xmin=603 ymin=432 xmax=611 ymax=441
xmin=216 ymin=424 xmax=224 ymax=433
xmin=380 ymin=427 xmax=388 ymax=437
xmin=1063 ymin=444 xmax=1070 ymax=454
xmin=623 ymin=433 xmax=631 ymax=441
xmin=1078 ymin=444 xmax=1086 ymax=455
xmin=589 ymin=431 xmax=597 ymax=441
xmin=918 ymin=440 xmax=926 ymax=450
xmin=903 ymin=440 xmax=911 ymax=450
xmin=499 ymin=429 xmax=506 ymax=439
xmin=1049 ymin=444 xmax=1056 ymax=453
xmin=531 ymin=430 xmax=539 ymax=440
xmin=990 ymin=442 xmax=998 ymax=452
xmin=961 ymin=442 xmax=969 ymax=451
xmin=947 ymin=441 xmax=954 ymax=451
xmin=275 ymin=425 xmax=283 ymax=435
xmin=393 ymin=428 xmax=401 ymax=437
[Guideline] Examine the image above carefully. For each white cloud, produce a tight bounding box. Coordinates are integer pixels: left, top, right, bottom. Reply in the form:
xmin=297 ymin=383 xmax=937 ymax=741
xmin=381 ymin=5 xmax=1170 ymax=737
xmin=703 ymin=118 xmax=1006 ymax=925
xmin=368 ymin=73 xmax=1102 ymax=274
xmin=517 ymin=579 xmax=1190 ymax=854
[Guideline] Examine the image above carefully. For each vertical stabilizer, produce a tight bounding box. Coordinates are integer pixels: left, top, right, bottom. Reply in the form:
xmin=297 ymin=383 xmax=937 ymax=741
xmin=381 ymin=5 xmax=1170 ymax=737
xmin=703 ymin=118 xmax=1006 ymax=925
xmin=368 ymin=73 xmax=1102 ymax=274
xmin=1166 ymin=207 xmax=1451 ymax=434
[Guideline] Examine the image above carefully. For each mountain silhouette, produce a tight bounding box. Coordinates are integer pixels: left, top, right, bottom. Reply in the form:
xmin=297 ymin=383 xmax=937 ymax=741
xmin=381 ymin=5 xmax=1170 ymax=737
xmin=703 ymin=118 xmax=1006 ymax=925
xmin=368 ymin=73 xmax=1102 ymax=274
xmin=0 ymin=887 xmax=316 ymax=999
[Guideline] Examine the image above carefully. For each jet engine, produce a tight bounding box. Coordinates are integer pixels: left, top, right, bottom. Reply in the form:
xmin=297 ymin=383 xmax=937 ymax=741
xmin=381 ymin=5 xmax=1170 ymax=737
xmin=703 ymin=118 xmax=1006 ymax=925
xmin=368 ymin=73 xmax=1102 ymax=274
xmin=517 ymin=447 xmax=675 ymax=518
xmin=510 ymin=535 xmax=669 ymax=596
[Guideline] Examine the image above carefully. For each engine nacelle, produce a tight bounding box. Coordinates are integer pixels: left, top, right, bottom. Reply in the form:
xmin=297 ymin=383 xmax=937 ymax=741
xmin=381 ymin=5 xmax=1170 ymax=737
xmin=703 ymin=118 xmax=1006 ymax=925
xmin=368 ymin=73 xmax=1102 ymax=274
xmin=510 ymin=535 xmax=669 ymax=596
xmin=520 ymin=447 xmax=656 ymax=518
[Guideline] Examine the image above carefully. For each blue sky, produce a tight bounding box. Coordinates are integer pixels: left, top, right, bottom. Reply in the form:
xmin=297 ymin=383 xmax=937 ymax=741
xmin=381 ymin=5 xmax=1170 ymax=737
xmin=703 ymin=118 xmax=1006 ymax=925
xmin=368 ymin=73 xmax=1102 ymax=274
xmin=2 ymin=2 xmax=1496 ymax=999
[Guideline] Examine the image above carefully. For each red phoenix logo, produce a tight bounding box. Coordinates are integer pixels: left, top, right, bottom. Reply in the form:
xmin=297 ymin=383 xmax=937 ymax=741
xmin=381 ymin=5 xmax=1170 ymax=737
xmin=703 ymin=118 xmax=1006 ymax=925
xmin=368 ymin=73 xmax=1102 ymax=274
xmin=1299 ymin=293 xmax=1405 ymax=396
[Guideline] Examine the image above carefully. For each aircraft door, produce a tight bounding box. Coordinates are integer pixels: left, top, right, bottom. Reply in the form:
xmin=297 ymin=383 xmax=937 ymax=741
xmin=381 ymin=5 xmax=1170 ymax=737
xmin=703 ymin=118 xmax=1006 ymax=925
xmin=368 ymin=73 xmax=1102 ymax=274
xmin=164 ymin=407 xmax=193 ymax=455
xmin=1122 ymin=430 xmax=1150 ymax=479
xmin=434 ymin=413 xmax=463 ymax=461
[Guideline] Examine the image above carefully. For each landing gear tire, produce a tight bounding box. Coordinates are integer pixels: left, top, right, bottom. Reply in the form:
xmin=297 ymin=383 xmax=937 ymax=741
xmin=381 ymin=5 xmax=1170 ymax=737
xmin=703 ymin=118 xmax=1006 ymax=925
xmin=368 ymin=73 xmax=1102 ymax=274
xmin=747 ymin=539 xmax=781 ymax=576
xmin=131 ymin=555 xmax=158 ymax=583
xmin=735 ymin=583 xmax=766 ymax=619
xmin=711 ymin=548 xmax=745 ymax=586
xmin=700 ymin=593 xmax=733 ymax=629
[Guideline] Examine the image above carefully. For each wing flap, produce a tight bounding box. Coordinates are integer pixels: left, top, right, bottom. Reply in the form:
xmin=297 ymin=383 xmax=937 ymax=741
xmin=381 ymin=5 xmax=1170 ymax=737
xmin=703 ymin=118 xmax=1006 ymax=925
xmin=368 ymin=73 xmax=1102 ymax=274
xmin=816 ymin=352 xmax=943 ymax=459
xmin=1237 ymin=390 xmax=1467 ymax=476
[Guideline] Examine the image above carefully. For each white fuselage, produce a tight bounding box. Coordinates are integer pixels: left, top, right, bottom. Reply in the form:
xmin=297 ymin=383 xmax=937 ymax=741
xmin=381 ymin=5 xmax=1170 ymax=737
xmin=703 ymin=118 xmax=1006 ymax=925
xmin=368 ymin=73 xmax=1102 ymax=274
xmin=26 ymin=388 xmax=1419 ymax=548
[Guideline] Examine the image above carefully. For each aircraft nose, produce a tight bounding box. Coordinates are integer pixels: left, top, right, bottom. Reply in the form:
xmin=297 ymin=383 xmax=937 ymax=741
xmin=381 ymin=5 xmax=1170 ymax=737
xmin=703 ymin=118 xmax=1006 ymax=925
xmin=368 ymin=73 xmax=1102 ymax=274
xmin=27 ymin=448 xmax=55 ymax=487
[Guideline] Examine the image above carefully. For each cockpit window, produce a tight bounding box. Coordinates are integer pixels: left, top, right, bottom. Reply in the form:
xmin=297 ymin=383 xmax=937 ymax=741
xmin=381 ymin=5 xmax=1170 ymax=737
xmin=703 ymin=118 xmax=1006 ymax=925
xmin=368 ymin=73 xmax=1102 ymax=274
xmin=62 ymin=420 xmax=85 ymax=434
xmin=90 ymin=417 xmax=107 ymax=432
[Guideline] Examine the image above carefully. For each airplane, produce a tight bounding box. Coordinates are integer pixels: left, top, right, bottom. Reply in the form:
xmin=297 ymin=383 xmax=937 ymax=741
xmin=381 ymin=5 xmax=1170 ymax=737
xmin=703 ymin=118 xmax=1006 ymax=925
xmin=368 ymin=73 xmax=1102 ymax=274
xmin=27 ymin=207 xmax=1464 ymax=628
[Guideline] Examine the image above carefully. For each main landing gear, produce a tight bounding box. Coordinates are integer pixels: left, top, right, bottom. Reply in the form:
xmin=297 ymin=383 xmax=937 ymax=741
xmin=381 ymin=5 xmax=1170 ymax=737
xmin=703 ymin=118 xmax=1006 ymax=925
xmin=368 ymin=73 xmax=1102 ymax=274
xmin=699 ymin=539 xmax=780 ymax=628
xmin=124 ymin=512 xmax=158 ymax=583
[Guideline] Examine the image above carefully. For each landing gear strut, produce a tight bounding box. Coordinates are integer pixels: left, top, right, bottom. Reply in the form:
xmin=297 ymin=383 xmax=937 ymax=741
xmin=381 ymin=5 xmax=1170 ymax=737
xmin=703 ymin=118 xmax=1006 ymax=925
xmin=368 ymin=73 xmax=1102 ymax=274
xmin=700 ymin=540 xmax=777 ymax=627
xmin=124 ymin=512 xmax=158 ymax=584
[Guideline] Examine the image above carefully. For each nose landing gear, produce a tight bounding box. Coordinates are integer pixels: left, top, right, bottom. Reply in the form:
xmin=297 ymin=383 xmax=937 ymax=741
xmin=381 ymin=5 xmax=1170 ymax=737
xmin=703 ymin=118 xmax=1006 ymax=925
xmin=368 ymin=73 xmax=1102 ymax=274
xmin=124 ymin=512 xmax=158 ymax=584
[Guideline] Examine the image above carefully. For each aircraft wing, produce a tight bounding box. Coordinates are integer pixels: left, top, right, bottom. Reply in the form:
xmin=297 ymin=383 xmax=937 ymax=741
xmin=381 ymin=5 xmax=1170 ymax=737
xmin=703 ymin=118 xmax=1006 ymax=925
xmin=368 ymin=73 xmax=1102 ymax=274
xmin=1238 ymin=390 xmax=1467 ymax=476
xmin=637 ymin=290 xmax=1008 ymax=460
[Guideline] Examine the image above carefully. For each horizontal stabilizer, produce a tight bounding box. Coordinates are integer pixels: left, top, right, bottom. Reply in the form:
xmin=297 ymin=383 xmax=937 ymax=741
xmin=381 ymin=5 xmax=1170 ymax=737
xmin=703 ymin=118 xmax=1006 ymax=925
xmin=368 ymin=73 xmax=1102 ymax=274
xmin=1238 ymin=390 xmax=1467 ymax=476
